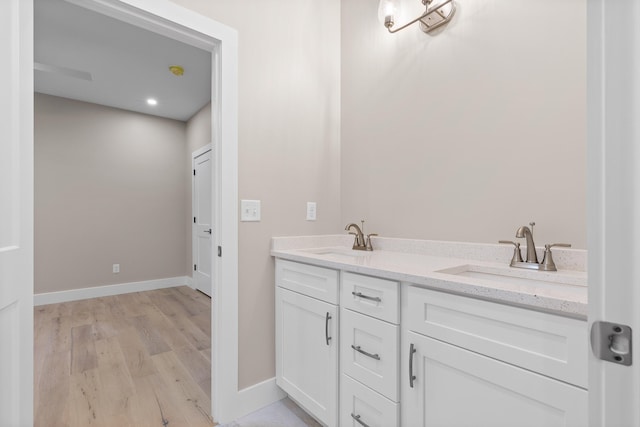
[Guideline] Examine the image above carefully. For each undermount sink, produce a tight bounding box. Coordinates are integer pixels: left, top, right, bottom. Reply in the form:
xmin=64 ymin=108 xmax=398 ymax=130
xmin=301 ymin=247 xmax=371 ymax=260
xmin=437 ymin=264 xmax=587 ymax=288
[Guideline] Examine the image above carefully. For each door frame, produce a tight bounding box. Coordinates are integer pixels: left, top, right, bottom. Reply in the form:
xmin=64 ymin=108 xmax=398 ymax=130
xmin=587 ymin=0 xmax=640 ymax=425
xmin=192 ymin=144 xmax=213 ymax=296
xmin=50 ymin=0 xmax=246 ymax=423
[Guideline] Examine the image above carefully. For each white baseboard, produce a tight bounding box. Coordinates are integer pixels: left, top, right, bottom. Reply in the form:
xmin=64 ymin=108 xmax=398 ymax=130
xmin=222 ymin=377 xmax=286 ymax=423
xmin=34 ymin=276 xmax=191 ymax=306
xmin=185 ymin=275 xmax=194 ymax=288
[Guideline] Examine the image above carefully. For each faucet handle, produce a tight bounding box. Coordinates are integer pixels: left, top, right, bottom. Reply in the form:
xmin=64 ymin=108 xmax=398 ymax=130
xmin=547 ymin=243 xmax=571 ymax=249
xmin=540 ymin=243 xmax=571 ymax=271
xmin=365 ymin=233 xmax=378 ymax=251
xmin=499 ymin=240 xmax=524 ymax=265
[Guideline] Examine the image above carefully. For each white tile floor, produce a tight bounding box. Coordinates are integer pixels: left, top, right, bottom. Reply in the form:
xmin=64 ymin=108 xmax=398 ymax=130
xmin=221 ymin=398 xmax=322 ymax=427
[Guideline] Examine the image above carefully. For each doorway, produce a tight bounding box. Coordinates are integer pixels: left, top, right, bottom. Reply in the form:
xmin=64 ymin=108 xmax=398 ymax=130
xmin=32 ymin=0 xmax=239 ymax=423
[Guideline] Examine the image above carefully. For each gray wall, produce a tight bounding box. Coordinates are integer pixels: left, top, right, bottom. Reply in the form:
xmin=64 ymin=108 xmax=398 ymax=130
xmin=35 ymin=93 xmax=188 ymax=293
xmin=341 ymin=0 xmax=587 ymax=249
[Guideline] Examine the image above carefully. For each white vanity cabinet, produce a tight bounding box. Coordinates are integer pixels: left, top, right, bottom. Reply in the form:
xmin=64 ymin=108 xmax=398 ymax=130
xmin=274 ymin=255 xmax=588 ymax=427
xmin=276 ymin=259 xmax=340 ymax=427
xmin=402 ymin=286 xmax=588 ymax=427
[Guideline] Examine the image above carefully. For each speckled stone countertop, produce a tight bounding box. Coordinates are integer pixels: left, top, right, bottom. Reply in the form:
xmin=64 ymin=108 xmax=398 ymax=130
xmin=271 ymin=235 xmax=588 ymax=319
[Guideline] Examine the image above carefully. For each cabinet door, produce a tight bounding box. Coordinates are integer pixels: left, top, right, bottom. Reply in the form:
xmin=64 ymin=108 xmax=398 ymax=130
xmin=403 ymin=332 xmax=587 ymax=427
xmin=276 ymin=287 xmax=338 ymax=427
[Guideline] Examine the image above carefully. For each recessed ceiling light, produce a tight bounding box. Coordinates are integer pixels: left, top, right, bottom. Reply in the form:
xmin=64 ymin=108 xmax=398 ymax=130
xmin=147 ymin=98 xmax=158 ymax=106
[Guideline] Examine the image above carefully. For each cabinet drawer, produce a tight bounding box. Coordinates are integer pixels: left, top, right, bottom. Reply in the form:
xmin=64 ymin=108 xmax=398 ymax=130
xmin=407 ymin=285 xmax=588 ymax=388
xmin=341 ymin=374 xmax=398 ymax=427
xmin=276 ymin=259 xmax=339 ymax=304
xmin=341 ymin=272 xmax=399 ymax=323
xmin=341 ymin=308 xmax=399 ymax=401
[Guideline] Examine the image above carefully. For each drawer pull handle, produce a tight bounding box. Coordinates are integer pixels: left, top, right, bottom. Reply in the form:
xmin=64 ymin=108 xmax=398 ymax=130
xmin=351 ymin=413 xmax=371 ymax=427
xmin=351 ymin=291 xmax=382 ymax=303
xmin=409 ymin=343 xmax=417 ymax=388
xmin=351 ymin=345 xmax=381 ymax=360
xmin=325 ymin=312 xmax=332 ymax=346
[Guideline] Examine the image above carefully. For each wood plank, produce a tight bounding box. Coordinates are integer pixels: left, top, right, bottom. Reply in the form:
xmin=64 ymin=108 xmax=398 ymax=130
xmin=95 ymin=337 xmax=136 ymax=417
xmin=35 ymin=350 xmax=70 ymax=426
xmin=70 ymin=324 xmax=98 ymax=374
xmin=130 ymin=314 xmax=171 ymax=356
xmin=141 ymin=309 xmax=193 ymax=351
xmin=190 ymin=312 xmax=211 ymax=337
xmin=49 ymin=315 xmax=73 ymax=354
xmin=147 ymin=291 xmax=194 ymax=319
xmin=129 ymin=374 xmax=191 ymax=427
xmin=68 ymin=369 xmax=104 ymax=427
xmin=116 ymin=326 xmax=158 ymax=379
xmin=168 ymin=287 xmax=209 ymax=315
xmin=152 ymin=351 xmax=214 ymax=426
xmin=166 ymin=313 xmax=211 ymax=351
xmin=174 ymin=345 xmax=212 ymax=398
xmin=176 ymin=286 xmax=211 ymax=306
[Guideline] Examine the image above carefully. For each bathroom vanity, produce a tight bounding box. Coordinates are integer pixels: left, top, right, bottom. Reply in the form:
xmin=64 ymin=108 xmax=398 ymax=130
xmin=272 ymin=235 xmax=588 ymax=427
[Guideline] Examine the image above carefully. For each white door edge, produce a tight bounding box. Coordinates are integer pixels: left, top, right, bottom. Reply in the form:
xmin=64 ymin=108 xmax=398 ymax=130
xmin=587 ymin=0 xmax=640 ymax=426
xmin=1 ymin=0 xmax=34 ymax=425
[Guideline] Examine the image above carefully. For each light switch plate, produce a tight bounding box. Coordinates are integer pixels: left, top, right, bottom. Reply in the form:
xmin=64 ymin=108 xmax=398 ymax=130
xmin=306 ymin=202 xmax=317 ymax=221
xmin=241 ymin=200 xmax=261 ymax=221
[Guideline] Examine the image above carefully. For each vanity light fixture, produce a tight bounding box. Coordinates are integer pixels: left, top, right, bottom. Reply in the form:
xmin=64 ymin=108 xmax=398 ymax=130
xmin=379 ymin=0 xmax=456 ymax=34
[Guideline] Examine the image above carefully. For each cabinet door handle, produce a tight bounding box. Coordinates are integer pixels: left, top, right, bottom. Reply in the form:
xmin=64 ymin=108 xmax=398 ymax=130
xmin=351 ymin=291 xmax=382 ymax=303
xmin=325 ymin=312 xmax=332 ymax=346
xmin=409 ymin=343 xmax=417 ymax=388
xmin=351 ymin=413 xmax=371 ymax=427
xmin=351 ymin=345 xmax=381 ymax=360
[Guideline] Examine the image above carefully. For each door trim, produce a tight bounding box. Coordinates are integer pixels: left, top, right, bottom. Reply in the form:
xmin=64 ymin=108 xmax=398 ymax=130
xmin=587 ymin=0 xmax=640 ymax=425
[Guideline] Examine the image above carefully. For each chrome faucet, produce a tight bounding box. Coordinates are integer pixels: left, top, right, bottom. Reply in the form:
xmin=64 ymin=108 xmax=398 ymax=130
xmin=500 ymin=222 xmax=571 ymax=271
xmin=516 ymin=222 xmax=538 ymax=264
xmin=345 ymin=220 xmax=377 ymax=251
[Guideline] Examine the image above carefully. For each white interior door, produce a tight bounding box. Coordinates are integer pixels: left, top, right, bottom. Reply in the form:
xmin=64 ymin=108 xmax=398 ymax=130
xmin=0 ymin=0 xmax=34 ymax=425
xmin=193 ymin=148 xmax=213 ymax=297
xmin=587 ymin=1 xmax=640 ymax=426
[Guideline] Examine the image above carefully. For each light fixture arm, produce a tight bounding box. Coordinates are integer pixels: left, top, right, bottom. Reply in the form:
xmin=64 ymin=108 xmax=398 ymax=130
xmin=384 ymin=0 xmax=456 ymax=34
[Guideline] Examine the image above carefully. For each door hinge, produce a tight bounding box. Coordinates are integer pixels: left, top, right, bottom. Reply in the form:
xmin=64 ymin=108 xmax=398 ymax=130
xmin=193 ymin=216 xmax=196 ymax=223
xmin=194 ymin=264 xmax=197 ymax=271
xmin=591 ymin=321 xmax=633 ymax=366
xmin=193 ymin=169 xmax=196 ymax=176
xmin=217 ymin=246 xmax=222 ymax=257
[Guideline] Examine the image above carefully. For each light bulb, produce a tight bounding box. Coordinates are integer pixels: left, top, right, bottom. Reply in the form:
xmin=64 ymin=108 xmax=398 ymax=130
xmin=146 ymin=98 xmax=158 ymax=106
xmin=378 ymin=0 xmax=399 ymax=25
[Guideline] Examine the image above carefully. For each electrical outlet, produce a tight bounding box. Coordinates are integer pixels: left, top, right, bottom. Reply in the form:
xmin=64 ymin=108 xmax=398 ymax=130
xmin=306 ymin=202 xmax=317 ymax=221
xmin=113 ymin=263 xmax=120 ymax=274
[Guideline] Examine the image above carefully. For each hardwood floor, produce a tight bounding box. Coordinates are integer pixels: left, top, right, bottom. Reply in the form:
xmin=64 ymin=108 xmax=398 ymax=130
xmin=34 ymin=286 xmax=214 ymax=427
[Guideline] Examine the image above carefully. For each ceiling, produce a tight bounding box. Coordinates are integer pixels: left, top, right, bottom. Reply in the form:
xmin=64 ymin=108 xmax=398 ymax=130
xmin=34 ymin=0 xmax=212 ymax=122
